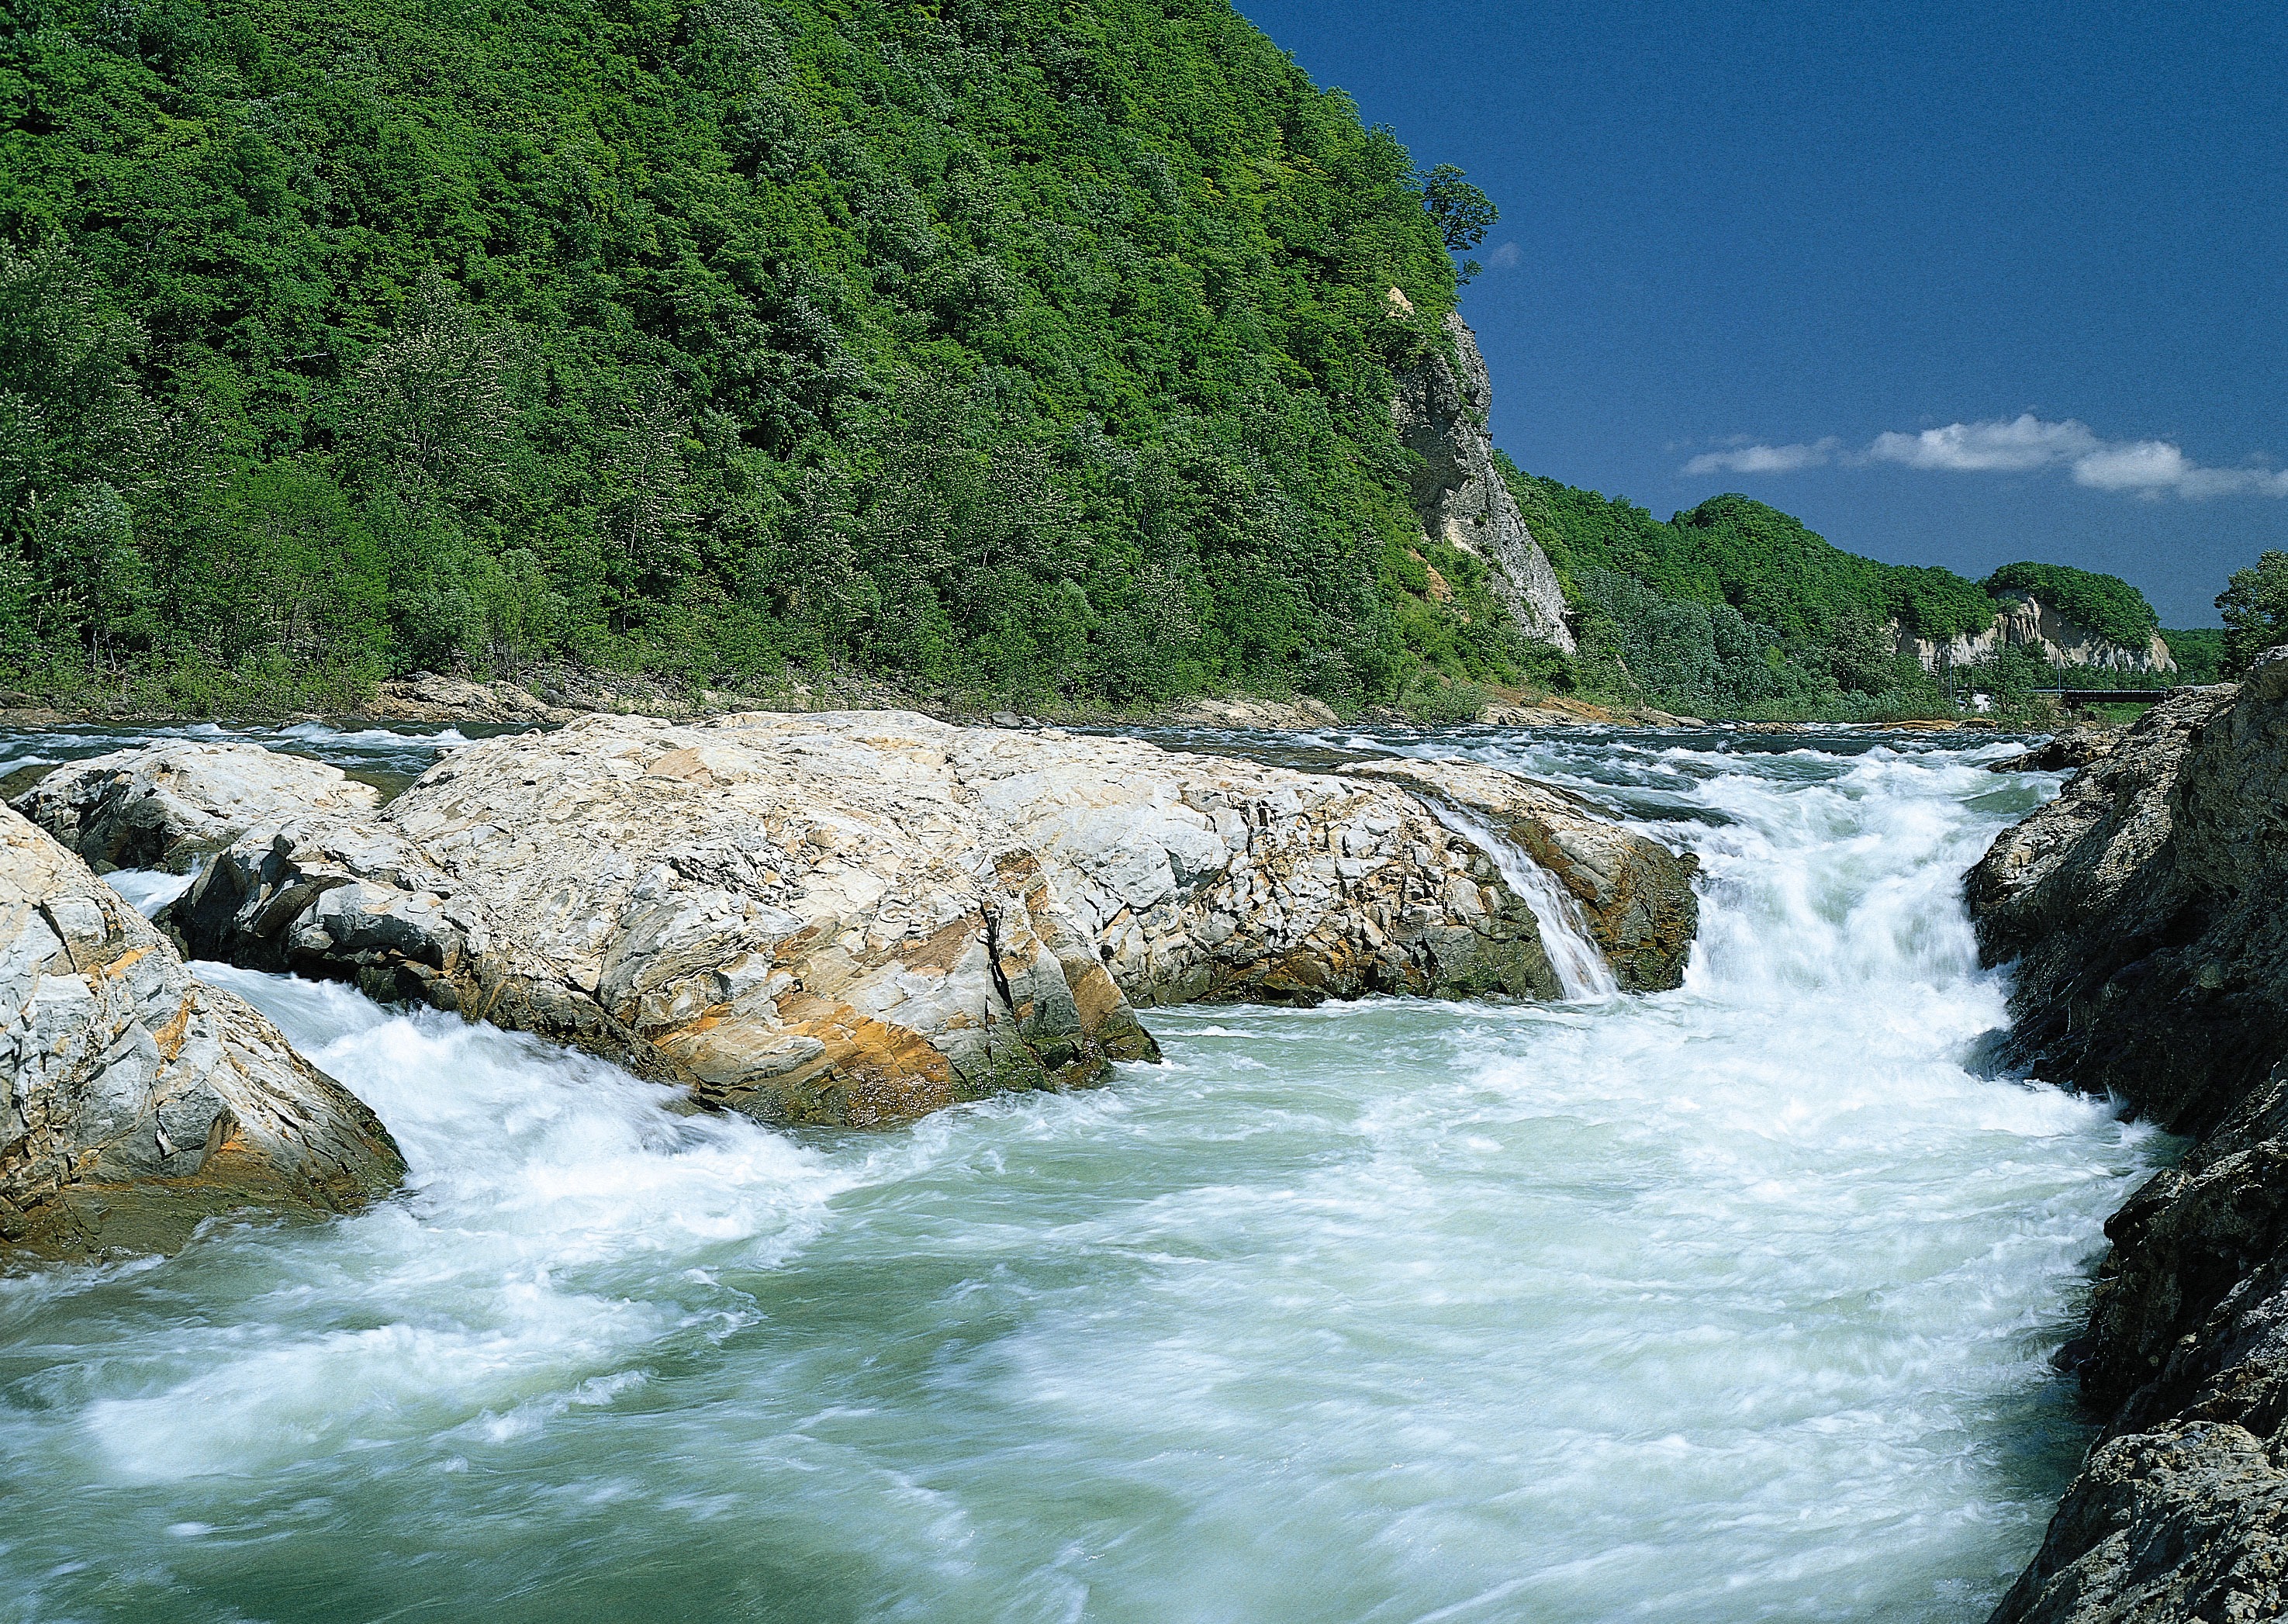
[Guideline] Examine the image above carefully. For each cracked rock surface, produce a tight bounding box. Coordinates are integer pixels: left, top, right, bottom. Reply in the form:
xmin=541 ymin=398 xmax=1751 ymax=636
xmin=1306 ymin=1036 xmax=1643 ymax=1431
xmin=1971 ymin=652 xmax=2288 ymax=1622
xmin=2 ymin=805 xmax=404 ymax=1263
xmin=161 ymin=712 xmax=1696 ymax=1128
xmin=16 ymin=740 xmax=381 ymax=873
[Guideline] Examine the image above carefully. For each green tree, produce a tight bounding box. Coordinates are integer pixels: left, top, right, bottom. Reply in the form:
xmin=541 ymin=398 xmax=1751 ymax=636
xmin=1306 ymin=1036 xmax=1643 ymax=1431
xmin=2219 ymin=552 xmax=2288 ymax=675
xmin=340 ymin=272 xmax=524 ymax=518
xmin=1420 ymin=164 xmax=1497 ymax=283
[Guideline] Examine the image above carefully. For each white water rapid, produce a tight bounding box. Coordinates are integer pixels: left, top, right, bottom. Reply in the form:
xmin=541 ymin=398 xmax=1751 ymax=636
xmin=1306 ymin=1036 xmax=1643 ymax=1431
xmin=0 ymin=724 xmax=2171 ymax=1623
xmin=1423 ymin=798 xmax=1619 ymax=999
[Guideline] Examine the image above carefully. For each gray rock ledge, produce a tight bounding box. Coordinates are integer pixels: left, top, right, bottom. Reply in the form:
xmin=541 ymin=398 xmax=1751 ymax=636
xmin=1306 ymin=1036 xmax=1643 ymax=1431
xmin=2 ymin=805 xmax=405 ymax=1263
xmin=127 ymin=713 xmax=1698 ymax=1128
xmin=1970 ymin=655 xmax=2288 ymax=1622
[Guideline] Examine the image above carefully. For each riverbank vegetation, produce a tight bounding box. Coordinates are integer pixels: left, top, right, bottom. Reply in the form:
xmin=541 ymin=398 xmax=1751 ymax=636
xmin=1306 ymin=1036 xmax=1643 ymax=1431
xmin=0 ymin=0 xmax=2202 ymax=725
xmin=1 ymin=0 xmax=1522 ymax=714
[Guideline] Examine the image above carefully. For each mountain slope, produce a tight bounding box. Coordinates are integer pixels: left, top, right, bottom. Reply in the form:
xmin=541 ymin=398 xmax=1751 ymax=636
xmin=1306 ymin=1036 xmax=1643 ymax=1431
xmin=1 ymin=0 xmax=1541 ymax=708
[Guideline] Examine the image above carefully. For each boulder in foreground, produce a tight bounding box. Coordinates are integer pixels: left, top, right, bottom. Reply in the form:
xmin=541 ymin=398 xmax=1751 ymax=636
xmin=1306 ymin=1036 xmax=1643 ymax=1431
xmin=171 ymin=714 xmax=1698 ymax=1128
xmin=17 ymin=740 xmax=380 ymax=873
xmin=2 ymin=806 xmax=405 ymax=1263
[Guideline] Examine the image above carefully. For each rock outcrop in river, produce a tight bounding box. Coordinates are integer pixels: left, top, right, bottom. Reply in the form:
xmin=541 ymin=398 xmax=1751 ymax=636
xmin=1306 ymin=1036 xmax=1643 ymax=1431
xmin=1 ymin=806 xmax=404 ymax=1262
xmin=1970 ymin=652 xmax=2288 ymax=1622
xmin=38 ymin=715 xmax=1697 ymax=1128
xmin=19 ymin=740 xmax=381 ymax=872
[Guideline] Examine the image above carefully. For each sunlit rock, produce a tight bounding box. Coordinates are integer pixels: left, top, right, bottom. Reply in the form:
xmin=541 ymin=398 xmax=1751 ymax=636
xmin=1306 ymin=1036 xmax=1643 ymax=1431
xmin=171 ymin=713 xmax=1699 ymax=1128
xmin=0 ymin=806 xmax=404 ymax=1262
xmin=13 ymin=740 xmax=380 ymax=873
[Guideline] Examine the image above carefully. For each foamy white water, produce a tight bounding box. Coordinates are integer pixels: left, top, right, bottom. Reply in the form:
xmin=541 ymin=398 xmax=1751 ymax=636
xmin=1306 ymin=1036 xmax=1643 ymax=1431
xmin=0 ymin=727 xmax=2166 ymax=1622
xmin=1422 ymin=797 xmax=1619 ymax=999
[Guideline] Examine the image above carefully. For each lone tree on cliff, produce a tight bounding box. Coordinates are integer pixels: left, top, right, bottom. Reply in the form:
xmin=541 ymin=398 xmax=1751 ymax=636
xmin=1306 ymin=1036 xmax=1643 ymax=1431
xmin=1421 ymin=164 xmax=1498 ymax=283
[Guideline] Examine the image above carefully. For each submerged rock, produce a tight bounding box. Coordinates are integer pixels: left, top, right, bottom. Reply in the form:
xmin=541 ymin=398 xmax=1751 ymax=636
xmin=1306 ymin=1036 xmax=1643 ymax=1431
xmin=1969 ymin=654 xmax=2288 ymax=1622
xmin=1986 ymin=731 xmax=2123 ymax=775
xmin=14 ymin=740 xmax=381 ymax=872
xmin=1 ymin=806 xmax=404 ymax=1263
xmin=168 ymin=712 xmax=1698 ymax=1128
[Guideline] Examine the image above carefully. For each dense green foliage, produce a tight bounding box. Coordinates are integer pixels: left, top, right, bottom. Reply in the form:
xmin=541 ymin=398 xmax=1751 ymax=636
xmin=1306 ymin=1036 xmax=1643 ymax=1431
xmin=1500 ymin=463 xmax=2179 ymax=719
xmin=2218 ymin=553 xmax=2288 ymax=676
xmin=1506 ymin=471 xmax=1999 ymax=642
xmin=2161 ymin=627 xmax=2224 ymax=684
xmin=1984 ymin=561 xmax=2159 ymax=651
xmin=0 ymin=0 xmax=1547 ymax=710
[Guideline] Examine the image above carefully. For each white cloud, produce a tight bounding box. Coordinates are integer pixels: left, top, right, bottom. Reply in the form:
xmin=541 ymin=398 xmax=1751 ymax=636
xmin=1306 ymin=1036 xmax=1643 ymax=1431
xmin=1682 ymin=437 xmax=1838 ymax=475
xmin=1484 ymin=241 xmax=1522 ymax=270
xmin=2069 ymin=439 xmax=2288 ymax=499
xmin=1865 ymin=413 xmax=2098 ymax=473
xmin=1680 ymin=410 xmax=2288 ymax=500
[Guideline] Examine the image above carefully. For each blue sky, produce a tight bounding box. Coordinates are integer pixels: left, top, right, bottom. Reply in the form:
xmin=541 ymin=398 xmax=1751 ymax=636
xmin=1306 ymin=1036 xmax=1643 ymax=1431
xmin=1231 ymin=0 xmax=2286 ymax=626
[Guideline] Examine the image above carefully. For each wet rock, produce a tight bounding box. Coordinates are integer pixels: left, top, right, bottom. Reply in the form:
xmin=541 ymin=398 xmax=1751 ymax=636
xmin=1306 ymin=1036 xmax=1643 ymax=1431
xmin=1 ymin=806 xmax=404 ymax=1263
xmin=1343 ymin=758 xmax=1698 ymax=990
xmin=1986 ymin=731 xmax=2124 ymax=775
xmin=1967 ymin=677 xmax=2268 ymax=1137
xmin=13 ymin=741 xmax=380 ymax=872
xmin=174 ymin=712 xmax=1701 ymax=1128
xmin=1970 ymin=654 xmax=2288 ymax=1622
xmin=1992 ymin=1421 xmax=2288 ymax=1624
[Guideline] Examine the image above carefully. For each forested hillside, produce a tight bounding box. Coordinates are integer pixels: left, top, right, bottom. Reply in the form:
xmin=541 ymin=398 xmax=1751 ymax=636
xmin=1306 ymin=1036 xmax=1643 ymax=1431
xmin=0 ymin=0 xmax=1533 ymax=710
xmin=0 ymin=0 xmax=2192 ymax=721
xmin=1502 ymin=465 xmax=2172 ymax=717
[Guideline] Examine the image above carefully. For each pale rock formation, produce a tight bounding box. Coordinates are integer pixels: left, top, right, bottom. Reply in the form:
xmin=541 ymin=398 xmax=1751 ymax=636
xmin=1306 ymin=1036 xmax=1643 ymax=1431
xmin=1392 ymin=313 xmax=1574 ymax=652
xmin=164 ymin=714 xmax=1697 ymax=1128
xmin=17 ymin=741 xmax=380 ymax=872
xmin=1897 ymin=595 xmax=2176 ymax=678
xmin=1 ymin=806 xmax=403 ymax=1262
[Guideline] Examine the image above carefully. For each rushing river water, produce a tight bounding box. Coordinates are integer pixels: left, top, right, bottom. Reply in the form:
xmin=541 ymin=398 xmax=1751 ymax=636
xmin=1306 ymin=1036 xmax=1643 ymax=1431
xmin=0 ymin=722 xmax=2169 ymax=1623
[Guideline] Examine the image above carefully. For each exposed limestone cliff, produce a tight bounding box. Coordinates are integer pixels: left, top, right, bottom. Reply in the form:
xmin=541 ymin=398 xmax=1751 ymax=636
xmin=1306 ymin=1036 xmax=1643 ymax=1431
xmin=1898 ymin=595 xmax=2177 ymax=678
xmin=123 ymin=716 xmax=1695 ymax=1128
xmin=1392 ymin=311 xmax=1574 ymax=652
xmin=2 ymin=806 xmax=404 ymax=1263
xmin=1969 ymin=653 xmax=2288 ymax=1621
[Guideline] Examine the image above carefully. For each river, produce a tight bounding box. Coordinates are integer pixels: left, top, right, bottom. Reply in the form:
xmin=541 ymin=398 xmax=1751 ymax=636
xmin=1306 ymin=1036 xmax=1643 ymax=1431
xmin=0 ymin=720 xmax=2168 ymax=1622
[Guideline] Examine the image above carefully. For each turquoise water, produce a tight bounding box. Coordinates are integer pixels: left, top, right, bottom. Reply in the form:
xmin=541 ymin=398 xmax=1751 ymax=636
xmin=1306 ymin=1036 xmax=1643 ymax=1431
xmin=0 ymin=729 xmax=2163 ymax=1622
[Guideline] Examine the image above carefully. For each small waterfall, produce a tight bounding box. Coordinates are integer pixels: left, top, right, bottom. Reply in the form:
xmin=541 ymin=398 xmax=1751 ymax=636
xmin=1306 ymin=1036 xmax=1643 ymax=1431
xmin=1427 ymin=800 xmax=1619 ymax=1000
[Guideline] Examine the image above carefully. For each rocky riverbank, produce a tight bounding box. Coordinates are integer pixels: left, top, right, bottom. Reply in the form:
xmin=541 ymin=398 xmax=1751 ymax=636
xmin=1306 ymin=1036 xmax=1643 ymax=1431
xmin=12 ymin=714 xmax=1698 ymax=1144
xmin=1969 ymin=654 xmax=2288 ymax=1621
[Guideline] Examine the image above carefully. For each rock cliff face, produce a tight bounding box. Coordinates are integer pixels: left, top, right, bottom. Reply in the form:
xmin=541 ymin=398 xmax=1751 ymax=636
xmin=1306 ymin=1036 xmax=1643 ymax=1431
xmin=130 ymin=715 xmax=1696 ymax=1128
xmin=1969 ymin=653 xmax=2288 ymax=1621
xmin=1392 ymin=312 xmax=1574 ymax=652
xmin=1899 ymin=595 xmax=2177 ymax=678
xmin=2 ymin=806 xmax=404 ymax=1262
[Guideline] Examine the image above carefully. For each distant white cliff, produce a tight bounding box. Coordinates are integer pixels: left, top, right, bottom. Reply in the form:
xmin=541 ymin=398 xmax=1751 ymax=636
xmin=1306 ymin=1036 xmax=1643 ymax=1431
xmin=1895 ymin=594 xmax=2176 ymax=677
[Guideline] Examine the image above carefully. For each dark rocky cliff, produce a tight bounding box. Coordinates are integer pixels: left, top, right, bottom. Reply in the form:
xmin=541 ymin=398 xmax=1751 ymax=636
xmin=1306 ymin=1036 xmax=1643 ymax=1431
xmin=1969 ymin=651 xmax=2288 ymax=1621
